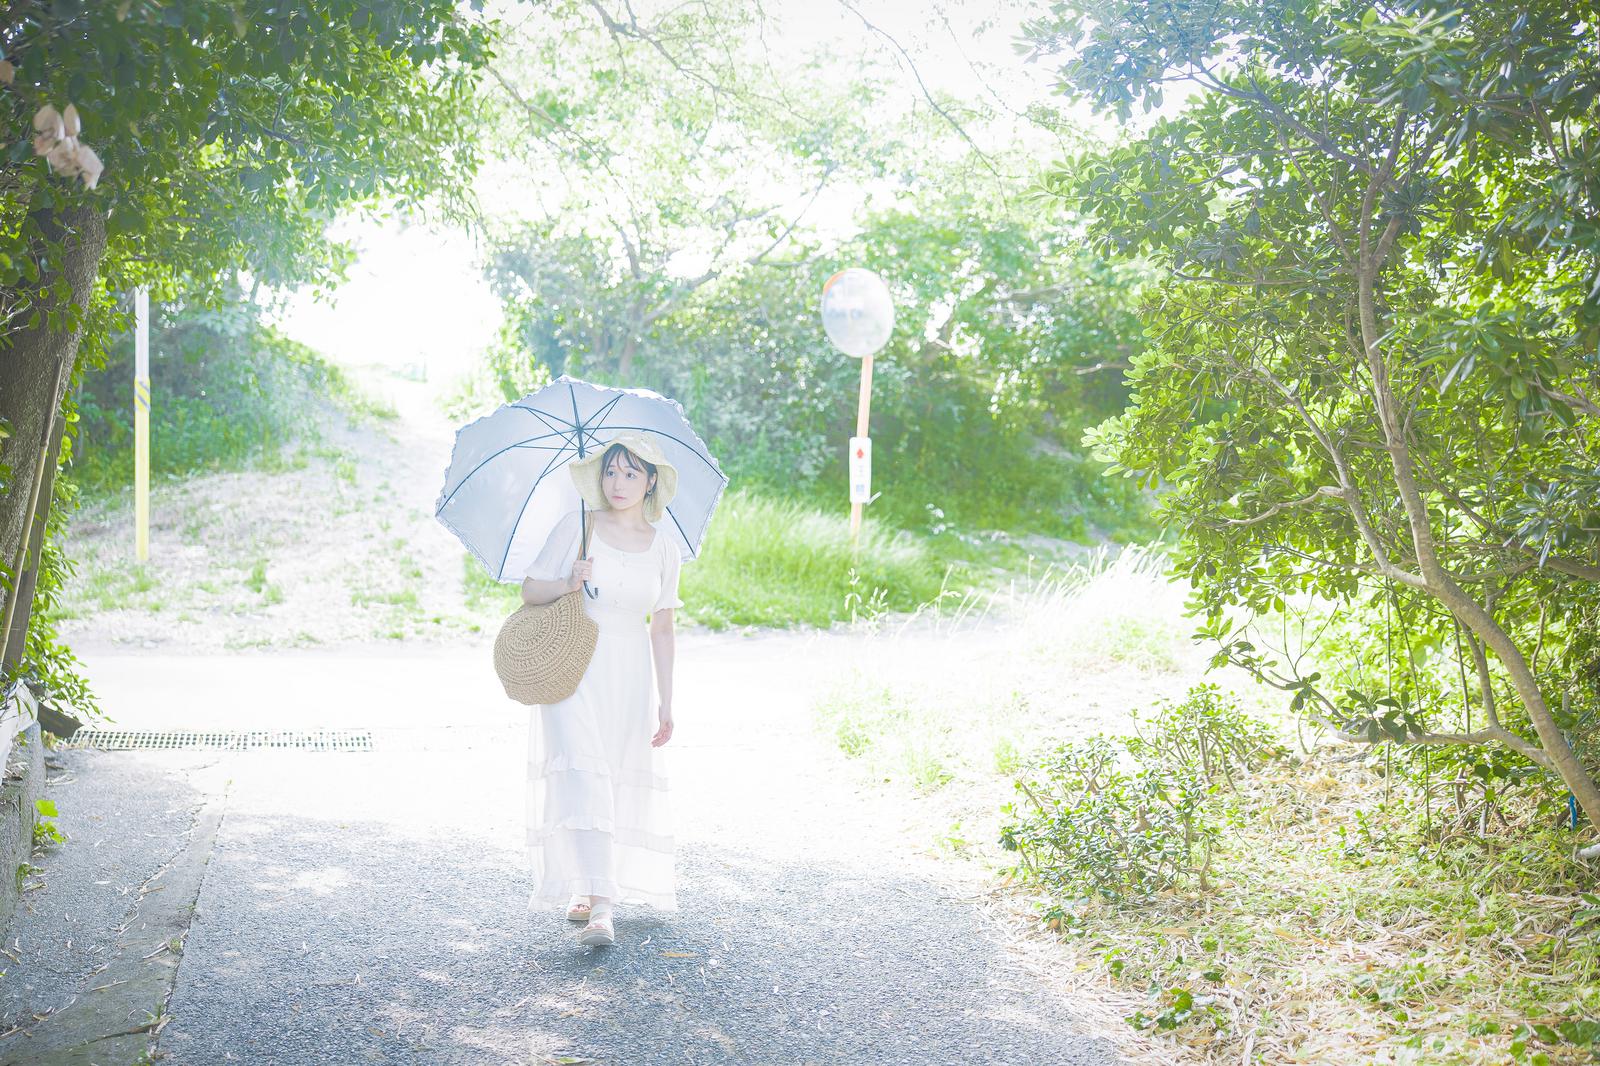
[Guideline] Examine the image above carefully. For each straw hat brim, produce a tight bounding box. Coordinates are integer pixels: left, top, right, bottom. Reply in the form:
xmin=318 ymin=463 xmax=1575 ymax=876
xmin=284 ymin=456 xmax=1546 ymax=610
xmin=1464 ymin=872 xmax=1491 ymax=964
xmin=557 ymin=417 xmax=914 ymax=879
xmin=567 ymin=434 xmax=678 ymax=524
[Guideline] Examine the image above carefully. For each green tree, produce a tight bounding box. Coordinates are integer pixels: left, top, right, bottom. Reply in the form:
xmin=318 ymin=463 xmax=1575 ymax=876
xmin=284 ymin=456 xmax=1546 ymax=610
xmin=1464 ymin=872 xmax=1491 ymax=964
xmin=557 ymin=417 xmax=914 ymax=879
xmin=1 ymin=0 xmax=489 ymax=695
xmin=1028 ymin=3 xmax=1600 ymax=821
xmin=470 ymin=170 xmax=1152 ymax=533
xmin=478 ymin=0 xmax=887 ymax=382
xmin=465 ymin=2 xmax=1150 ymax=536
xmin=662 ymin=186 xmax=1148 ymax=533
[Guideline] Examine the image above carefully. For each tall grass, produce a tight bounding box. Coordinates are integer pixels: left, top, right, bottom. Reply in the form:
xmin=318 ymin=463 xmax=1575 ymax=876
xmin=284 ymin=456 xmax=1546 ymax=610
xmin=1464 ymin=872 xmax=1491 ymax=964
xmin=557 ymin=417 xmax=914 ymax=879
xmin=457 ymin=488 xmax=950 ymax=631
xmin=681 ymin=488 xmax=948 ymax=628
xmin=1006 ymin=545 xmax=1188 ymax=671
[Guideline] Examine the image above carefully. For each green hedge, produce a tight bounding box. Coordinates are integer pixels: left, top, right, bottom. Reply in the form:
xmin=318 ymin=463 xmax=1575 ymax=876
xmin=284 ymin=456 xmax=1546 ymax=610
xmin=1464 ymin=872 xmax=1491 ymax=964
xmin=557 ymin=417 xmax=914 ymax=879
xmin=72 ymin=302 xmax=377 ymax=493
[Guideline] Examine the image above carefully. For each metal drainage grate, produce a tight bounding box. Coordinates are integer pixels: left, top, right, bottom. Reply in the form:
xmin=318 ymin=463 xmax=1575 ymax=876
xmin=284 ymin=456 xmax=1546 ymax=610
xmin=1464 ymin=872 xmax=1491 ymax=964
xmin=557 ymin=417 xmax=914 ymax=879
xmin=63 ymin=728 xmax=376 ymax=753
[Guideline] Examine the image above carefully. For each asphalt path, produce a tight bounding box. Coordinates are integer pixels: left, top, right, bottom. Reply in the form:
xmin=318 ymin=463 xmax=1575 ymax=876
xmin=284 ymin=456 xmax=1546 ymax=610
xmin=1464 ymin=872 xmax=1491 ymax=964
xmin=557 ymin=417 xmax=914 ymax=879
xmin=4 ymin=631 xmax=1118 ymax=1065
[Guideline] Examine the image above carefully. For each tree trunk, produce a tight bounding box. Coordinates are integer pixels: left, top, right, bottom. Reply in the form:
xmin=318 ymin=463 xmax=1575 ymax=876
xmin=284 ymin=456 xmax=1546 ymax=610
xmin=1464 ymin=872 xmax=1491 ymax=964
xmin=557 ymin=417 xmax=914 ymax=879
xmin=2 ymin=409 xmax=65 ymax=669
xmin=0 ymin=204 xmax=108 ymax=637
xmin=1344 ymin=181 xmax=1600 ymax=826
xmin=618 ymin=333 xmax=638 ymax=380
xmin=1352 ymin=240 xmax=1600 ymax=827
xmin=1444 ymin=580 xmax=1600 ymax=827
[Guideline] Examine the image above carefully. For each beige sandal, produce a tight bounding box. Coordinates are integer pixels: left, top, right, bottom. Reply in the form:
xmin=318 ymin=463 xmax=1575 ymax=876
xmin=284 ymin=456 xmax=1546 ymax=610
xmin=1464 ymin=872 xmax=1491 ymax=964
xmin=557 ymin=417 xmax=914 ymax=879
xmin=565 ymin=896 xmax=592 ymax=922
xmin=579 ymin=912 xmax=615 ymax=947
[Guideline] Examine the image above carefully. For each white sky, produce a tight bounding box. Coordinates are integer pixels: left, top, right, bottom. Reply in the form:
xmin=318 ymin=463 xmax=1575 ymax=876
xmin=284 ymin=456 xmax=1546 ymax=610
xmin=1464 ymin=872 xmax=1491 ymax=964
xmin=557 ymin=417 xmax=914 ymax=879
xmin=271 ymin=217 xmax=499 ymax=385
xmin=270 ymin=0 xmax=1102 ymax=391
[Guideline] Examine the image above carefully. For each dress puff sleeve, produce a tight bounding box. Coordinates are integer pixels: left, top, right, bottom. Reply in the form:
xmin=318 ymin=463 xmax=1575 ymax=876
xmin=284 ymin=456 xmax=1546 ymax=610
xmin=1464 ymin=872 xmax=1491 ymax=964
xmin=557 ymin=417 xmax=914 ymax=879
xmin=524 ymin=509 xmax=584 ymax=583
xmin=654 ymin=528 xmax=684 ymax=611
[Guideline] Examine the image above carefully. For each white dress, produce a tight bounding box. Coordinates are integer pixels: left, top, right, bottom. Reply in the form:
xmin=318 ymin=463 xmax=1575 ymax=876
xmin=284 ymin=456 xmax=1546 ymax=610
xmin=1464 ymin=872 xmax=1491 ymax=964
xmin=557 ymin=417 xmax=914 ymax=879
xmin=522 ymin=508 xmax=681 ymax=911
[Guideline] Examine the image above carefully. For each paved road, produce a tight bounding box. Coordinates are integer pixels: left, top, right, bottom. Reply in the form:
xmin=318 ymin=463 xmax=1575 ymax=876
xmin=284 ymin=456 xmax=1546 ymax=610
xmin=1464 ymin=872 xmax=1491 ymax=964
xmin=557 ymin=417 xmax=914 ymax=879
xmin=3 ymin=632 xmax=1118 ymax=1065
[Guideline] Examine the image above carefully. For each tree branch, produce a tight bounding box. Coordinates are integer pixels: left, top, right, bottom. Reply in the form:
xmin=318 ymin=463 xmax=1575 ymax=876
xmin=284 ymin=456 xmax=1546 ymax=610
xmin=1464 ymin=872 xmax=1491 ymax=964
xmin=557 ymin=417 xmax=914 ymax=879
xmin=1072 ymin=359 xmax=1131 ymax=376
xmin=1223 ymin=350 xmax=1423 ymax=587
xmin=637 ymin=164 xmax=833 ymax=329
xmin=834 ymin=0 xmax=1001 ymax=178
xmin=1217 ymin=486 xmax=1343 ymax=527
xmin=1538 ymin=381 xmax=1600 ymax=418
xmin=1206 ymin=70 xmax=1377 ymax=177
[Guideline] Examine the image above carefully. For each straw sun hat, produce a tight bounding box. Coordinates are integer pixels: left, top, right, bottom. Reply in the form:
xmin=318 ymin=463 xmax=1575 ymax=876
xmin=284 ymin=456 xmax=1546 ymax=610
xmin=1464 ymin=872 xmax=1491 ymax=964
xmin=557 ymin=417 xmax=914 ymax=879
xmin=567 ymin=433 xmax=678 ymax=524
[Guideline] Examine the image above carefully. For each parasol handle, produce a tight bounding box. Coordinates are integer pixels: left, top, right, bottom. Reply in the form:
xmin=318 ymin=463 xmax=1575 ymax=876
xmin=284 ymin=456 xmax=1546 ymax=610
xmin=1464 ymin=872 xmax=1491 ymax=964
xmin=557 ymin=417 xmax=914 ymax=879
xmin=578 ymin=507 xmax=599 ymax=599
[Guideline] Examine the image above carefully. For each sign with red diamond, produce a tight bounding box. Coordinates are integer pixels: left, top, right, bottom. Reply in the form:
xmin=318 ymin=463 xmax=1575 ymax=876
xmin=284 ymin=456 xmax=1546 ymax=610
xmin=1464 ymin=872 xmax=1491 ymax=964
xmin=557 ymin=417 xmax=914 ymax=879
xmin=848 ymin=436 xmax=872 ymax=503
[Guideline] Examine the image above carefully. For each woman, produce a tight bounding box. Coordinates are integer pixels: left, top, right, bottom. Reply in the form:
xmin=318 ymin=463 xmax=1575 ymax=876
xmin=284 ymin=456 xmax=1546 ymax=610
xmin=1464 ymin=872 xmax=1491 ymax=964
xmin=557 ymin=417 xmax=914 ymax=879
xmin=519 ymin=433 xmax=681 ymax=947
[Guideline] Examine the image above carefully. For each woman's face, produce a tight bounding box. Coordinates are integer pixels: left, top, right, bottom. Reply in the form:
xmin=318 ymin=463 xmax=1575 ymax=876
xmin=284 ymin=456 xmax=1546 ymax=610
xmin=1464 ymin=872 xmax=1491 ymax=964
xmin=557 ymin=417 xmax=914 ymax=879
xmin=602 ymin=452 xmax=655 ymax=513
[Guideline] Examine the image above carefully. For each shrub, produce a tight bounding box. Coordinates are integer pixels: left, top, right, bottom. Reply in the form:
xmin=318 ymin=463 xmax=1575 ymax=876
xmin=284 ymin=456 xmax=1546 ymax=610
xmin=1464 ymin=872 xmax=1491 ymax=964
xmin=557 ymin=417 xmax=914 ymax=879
xmin=1126 ymin=684 xmax=1285 ymax=788
xmin=72 ymin=298 xmax=371 ymax=494
xmin=1000 ymin=685 xmax=1281 ymax=903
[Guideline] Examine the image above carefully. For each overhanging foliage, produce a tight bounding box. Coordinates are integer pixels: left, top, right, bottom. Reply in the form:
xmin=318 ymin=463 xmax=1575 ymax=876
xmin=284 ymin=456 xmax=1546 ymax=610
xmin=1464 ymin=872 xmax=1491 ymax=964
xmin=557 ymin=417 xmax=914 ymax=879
xmin=1028 ymin=1 xmax=1600 ymax=820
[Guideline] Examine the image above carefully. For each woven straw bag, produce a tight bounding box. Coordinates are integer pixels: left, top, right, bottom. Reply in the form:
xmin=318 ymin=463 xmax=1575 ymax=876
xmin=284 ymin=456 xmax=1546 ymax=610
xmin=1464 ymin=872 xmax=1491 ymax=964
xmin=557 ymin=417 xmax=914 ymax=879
xmin=493 ymin=514 xmax=598 ymax=705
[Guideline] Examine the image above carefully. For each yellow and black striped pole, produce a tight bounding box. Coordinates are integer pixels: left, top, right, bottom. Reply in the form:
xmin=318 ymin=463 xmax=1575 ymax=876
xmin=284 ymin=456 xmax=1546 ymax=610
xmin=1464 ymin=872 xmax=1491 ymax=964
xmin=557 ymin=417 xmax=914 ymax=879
xmin=134 ymin=286 xmax=150 ymax=562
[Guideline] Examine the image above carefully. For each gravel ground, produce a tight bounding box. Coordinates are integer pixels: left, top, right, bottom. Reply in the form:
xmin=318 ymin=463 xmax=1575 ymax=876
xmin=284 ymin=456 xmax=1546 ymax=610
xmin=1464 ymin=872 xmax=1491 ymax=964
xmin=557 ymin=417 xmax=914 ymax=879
xmin=158 ymin=753 xmax=1116 ymax=1066
xmin=3 ymin=632 xmax=1121 ymax=1065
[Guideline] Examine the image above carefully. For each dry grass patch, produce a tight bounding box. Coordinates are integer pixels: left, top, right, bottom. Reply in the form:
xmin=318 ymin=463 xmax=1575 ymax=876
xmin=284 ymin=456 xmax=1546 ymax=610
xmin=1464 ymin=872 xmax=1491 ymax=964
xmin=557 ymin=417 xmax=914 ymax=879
xmin=995 ymin=748 xmax=1600 ymax=1065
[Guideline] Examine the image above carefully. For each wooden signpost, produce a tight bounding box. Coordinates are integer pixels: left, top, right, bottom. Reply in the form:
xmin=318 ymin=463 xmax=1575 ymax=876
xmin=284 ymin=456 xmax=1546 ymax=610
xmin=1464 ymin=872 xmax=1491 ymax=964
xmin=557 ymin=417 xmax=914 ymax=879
xmin=821 ymin=268 xmax=894 ymax=549
xmin=134 ymin=286 xmax=150 ymax=562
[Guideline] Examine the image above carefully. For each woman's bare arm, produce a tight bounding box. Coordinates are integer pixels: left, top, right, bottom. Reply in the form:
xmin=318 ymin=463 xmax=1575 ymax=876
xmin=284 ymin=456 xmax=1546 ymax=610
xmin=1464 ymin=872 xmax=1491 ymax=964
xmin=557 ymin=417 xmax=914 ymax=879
xmin=650 ymin=607 xmax=675 ymax=746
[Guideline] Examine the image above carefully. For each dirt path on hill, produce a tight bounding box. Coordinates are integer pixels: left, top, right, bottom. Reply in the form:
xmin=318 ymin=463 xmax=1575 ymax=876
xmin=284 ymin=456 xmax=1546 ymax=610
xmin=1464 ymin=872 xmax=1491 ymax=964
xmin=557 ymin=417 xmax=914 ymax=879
xmin=55 ymin=373 xmax=505 ymax=652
